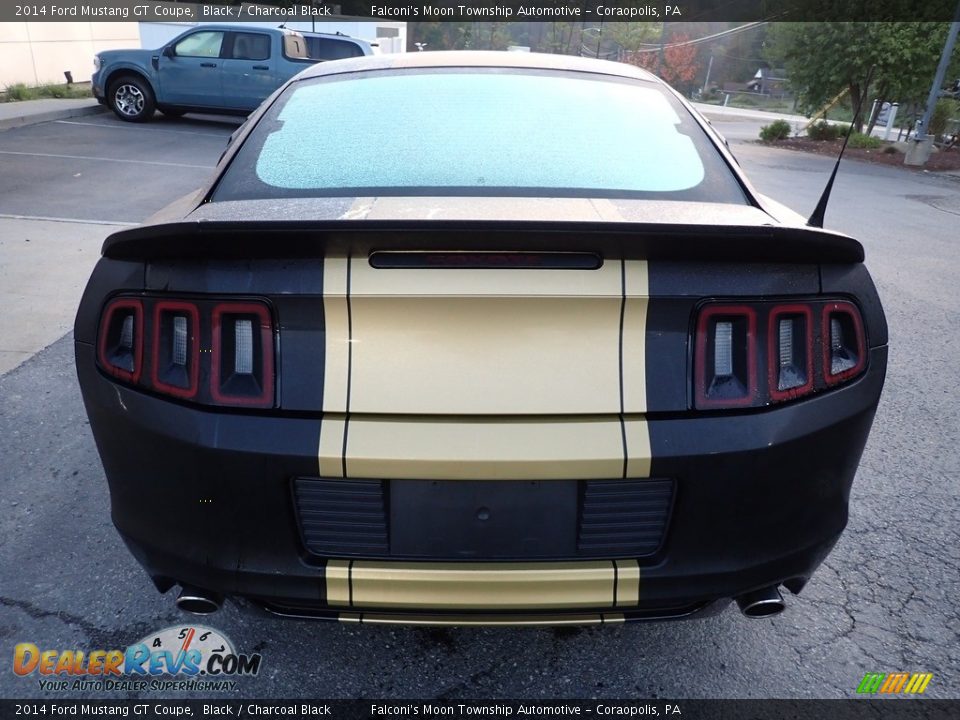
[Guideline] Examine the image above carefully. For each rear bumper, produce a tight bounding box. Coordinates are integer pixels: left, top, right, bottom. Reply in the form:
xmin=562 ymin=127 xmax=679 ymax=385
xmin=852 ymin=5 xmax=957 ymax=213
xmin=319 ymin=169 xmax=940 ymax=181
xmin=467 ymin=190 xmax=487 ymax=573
xmin=76 ymin=341 xmax=886 ymax=623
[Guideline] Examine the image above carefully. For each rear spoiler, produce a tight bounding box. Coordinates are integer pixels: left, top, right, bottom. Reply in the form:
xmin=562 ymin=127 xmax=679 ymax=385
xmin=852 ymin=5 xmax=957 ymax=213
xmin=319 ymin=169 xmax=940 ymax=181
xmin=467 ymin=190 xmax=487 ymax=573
xmin=102 ymin=220 xmax=864 ymax=264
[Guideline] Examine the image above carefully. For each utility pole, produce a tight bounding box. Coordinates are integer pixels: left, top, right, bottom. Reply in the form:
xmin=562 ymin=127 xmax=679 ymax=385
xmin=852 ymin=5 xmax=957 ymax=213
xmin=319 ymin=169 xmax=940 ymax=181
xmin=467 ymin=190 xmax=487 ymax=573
xmin=905 ymin=2 xmax=960 ymax=166
xmin=702 ymin=54 xmax=714 ymax=96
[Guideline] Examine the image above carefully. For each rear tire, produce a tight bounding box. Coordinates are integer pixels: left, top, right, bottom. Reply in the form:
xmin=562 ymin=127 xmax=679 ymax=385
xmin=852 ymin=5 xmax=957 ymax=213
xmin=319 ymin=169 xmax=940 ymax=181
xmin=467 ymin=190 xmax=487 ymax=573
xmin=108 ymin=75 xmax=155 ymax=123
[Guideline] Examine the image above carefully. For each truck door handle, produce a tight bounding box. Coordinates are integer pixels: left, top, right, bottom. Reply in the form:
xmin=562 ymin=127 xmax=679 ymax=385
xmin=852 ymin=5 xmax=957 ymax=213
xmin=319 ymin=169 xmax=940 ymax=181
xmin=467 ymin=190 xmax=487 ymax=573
xmin=252 ymin=65 xmax=269 ymax=70
xmin=200 ymin=62 xmax=217 ymax=68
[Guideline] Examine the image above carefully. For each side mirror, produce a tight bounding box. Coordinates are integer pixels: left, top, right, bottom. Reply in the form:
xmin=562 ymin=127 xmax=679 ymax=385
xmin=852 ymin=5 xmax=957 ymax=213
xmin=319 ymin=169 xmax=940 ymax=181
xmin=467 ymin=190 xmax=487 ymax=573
xmin=162 ymin=45 xmax=175 ymax=58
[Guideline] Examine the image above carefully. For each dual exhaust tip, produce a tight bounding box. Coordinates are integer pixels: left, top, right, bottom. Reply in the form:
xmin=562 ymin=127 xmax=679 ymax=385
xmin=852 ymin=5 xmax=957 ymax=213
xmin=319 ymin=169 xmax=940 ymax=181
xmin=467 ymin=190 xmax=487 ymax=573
xmin=175 ymin=586 xmax=222 ymax=615
xmin=736 ymin=586 xmax=786 ymax=618
xmin=174 ymin=584 xmax=786 ymax=619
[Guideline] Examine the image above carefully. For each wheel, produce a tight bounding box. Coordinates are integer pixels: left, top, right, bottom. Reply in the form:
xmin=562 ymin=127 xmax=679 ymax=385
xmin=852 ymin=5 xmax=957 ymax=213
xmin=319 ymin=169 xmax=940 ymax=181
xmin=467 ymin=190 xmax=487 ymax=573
xmin=160 ymin=108 xmax=185 ymax=118
xmin=108 ymin=75 xmax=155 ymax=122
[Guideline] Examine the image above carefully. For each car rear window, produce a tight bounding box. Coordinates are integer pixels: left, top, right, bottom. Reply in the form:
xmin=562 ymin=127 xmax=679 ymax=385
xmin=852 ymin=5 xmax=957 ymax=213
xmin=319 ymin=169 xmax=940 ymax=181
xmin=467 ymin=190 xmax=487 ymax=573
xmin=213 ymin=68 xmax=747 ymax=203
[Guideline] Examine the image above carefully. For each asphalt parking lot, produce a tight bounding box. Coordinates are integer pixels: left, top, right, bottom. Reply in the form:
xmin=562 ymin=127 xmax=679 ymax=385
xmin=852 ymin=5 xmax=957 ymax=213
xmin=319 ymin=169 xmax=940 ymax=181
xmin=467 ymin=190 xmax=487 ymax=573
xmin=0 ymin=110 xmax=958 ymax=700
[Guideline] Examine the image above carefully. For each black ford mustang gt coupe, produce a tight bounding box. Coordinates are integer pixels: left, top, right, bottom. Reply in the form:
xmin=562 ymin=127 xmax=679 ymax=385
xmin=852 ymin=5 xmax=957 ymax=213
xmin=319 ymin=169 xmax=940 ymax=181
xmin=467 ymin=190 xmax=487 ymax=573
xmin=75 ymin=51 xmax=887 ymax=625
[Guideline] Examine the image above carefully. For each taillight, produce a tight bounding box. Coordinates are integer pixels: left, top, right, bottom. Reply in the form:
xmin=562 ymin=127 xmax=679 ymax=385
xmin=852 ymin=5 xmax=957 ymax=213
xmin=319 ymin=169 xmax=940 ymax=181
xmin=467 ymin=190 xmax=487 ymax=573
xmin=211 ymin=302 xmax=274 ymax=408
xmin=96 ymin=295 xmax=275 ymax=408
xmin=151 ymin=301 xmax=200 ymax=399
xmin=695 ymin=305 xmax=757 ymax=408
xmin=768 ymin=304 xmax=814 ymax=402
xmin=97 ymin=298 xmax=143 ymax=384
xmin=823 ymin=301 xmax=866 ymax=385
xmin=695 ymin=299 xmax=866 ymax=410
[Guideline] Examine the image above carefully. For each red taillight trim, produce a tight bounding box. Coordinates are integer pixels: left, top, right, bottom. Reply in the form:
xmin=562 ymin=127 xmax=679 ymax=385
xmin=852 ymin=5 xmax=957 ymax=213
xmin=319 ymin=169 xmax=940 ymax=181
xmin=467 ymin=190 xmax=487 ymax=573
xmin=822 ymin=300 xmax=867 ymax=385
xmin=768 ymin=304 xmax=814 ymax=402
xmin=694 ymin=304 xmax=757 ymax=409
xmin=210 ymin=302 xmax=275 ymax=407
xmin=151 ymin=300 xmax=201 ymax=400
xmin=97 ymin=297 xmax=143 ymax=384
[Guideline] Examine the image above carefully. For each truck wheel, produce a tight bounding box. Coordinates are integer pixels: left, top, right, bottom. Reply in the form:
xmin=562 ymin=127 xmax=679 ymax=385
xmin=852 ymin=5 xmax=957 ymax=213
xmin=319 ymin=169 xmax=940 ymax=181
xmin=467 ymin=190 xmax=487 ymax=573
xmin=108 ymin=75 xmax=155 ymax=122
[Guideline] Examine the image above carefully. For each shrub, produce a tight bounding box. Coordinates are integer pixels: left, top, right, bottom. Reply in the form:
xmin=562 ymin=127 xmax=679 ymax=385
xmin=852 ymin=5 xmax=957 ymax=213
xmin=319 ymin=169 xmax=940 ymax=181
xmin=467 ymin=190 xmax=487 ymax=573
xmin=806 ymin=120 xmax=843 ymax=141
xmin=759 ymin=119 xmax=792 ymax=142
xmin=882 ymin=145 xmax=899 ymax=154
xmin=847 ymin=133 xmax=883 ymax=150
xmin=3 ymin=83 xmax=34 ymax=101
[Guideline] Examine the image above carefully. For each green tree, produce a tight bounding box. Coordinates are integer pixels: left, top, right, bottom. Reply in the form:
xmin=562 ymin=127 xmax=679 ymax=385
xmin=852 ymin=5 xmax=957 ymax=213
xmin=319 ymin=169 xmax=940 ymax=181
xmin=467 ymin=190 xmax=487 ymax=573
xmin=765 ymin=22 xmax=956 ymax=132
xmin=605 ymin=22 xmax=661 ymax=56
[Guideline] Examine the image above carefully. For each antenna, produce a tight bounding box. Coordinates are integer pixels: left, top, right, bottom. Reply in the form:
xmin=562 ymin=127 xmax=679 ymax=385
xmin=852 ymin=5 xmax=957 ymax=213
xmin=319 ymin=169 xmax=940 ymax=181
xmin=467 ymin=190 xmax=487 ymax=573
xmin=807 ymin=66 xmax=875 ymax=228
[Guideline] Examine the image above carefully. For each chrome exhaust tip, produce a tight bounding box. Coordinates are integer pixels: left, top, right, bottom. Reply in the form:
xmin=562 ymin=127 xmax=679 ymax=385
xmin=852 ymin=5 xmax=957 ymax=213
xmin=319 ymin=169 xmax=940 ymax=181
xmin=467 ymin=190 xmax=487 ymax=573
xmin=736 ymin=586 xmax=785 ymax=618
xmin=175 ymin=586 xmax=222 ymax=615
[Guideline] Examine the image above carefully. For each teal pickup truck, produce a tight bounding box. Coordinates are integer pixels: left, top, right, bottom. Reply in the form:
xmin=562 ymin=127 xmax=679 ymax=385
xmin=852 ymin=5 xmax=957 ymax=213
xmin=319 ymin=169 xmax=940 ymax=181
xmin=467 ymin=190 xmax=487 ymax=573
xmin=92 ymin=25 xmax=370 ymax=122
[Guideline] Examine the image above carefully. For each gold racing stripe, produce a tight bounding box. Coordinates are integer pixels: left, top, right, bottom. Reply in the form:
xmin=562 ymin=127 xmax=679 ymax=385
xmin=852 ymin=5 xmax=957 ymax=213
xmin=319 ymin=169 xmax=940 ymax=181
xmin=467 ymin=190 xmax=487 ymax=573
xmin=327 ymin=561 xmax=616 ymax=610
xmin=328 ymin=561 xmax=638 ymax=613
xmin=325 ymin=559 xmax=351 ymax=606
xmin=321 ymin=256 xmax=350 ymax=413
xmin=317 ymin=251 xmax=652 ymax=480
xmin=337 ymin=613 xmax=619 ymax=626
xmin=621 ymin=259 xmax=649 ymax=414
xmin=317 ymin=414 xmax=346 ymax=479
xmin=344 ymin=415 xmax=625 ymax=480
xmin=319 ymin=256 xmax=349 ymax=477
xmin=347 ymin=260 xmax=623 ymax=416
xmin=624 ymin=418 xmax=653 ymax=479
xmin=621 ymin=259 xmax=651 ymax=478
xmin=614 ymin=559 xmax=641 ymax=607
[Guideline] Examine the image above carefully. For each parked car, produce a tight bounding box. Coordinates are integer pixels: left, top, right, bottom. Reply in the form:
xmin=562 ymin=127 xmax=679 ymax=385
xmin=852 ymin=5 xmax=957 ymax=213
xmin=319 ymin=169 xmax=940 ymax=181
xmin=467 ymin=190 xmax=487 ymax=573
xmin=92 ymin=25 xmax=317 ymax=122
xmin=75 ymin=52 xmax=887 ymax=625
xmin=301 ymin=30 xmax=374 ymax=60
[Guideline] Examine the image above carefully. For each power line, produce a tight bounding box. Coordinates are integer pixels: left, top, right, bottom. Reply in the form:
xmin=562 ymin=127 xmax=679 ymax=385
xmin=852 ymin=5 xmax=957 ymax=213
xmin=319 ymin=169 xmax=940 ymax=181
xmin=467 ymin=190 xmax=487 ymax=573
xmin=630 ymin=21 xmax=770 ymax=53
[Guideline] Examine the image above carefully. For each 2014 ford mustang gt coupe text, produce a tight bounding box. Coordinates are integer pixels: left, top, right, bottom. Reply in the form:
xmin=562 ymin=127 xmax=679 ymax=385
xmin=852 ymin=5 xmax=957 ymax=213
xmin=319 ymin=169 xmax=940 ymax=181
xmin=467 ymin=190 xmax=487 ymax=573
xmin=75 ymin=52 xmax=887 ymax=625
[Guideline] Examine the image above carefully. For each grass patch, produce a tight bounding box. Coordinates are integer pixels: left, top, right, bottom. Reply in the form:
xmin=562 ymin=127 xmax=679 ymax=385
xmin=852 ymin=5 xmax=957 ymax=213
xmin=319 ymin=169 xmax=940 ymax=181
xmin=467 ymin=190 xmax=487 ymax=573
xmin=1 ymin=82 xmax=92 ymax=103
xmin=3 ymin=83 xmax=35 ymax=101
xmin=38 ymin=83 xmax=71 ymax=99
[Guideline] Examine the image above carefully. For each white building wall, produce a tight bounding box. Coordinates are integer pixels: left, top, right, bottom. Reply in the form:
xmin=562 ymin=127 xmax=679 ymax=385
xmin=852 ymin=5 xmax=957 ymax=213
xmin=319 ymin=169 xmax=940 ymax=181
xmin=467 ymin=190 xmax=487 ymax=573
xmin=0 ymin=22 xmax=140 ymax=87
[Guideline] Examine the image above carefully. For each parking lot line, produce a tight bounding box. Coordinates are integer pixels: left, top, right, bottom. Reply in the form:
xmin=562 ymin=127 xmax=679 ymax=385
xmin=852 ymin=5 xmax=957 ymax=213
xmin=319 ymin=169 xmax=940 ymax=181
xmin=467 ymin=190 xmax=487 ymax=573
xmin=0 ymin=150 xmax=212 ymax=169
xmin=54 ymin=119 xmax=234 ymax=138
xmin=0 ymin=212 xmax=135 ymax=227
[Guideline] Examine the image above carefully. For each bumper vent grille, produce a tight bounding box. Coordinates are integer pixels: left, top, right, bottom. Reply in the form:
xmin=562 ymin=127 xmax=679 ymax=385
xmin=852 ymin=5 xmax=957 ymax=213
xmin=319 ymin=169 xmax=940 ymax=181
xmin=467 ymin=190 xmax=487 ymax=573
xmin=578 ymin=479 xmax=674 ymax=556
xmin=293 ymin=478 xmax=388 ymax=556
xmin=293 ymin=477 xmax=673 ymax=560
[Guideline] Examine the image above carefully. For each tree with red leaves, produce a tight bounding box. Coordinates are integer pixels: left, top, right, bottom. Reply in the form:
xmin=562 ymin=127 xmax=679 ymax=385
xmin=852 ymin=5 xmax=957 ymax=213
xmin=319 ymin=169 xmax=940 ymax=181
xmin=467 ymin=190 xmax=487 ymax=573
xmin=624 ymin=34 xmax=702 ymax=95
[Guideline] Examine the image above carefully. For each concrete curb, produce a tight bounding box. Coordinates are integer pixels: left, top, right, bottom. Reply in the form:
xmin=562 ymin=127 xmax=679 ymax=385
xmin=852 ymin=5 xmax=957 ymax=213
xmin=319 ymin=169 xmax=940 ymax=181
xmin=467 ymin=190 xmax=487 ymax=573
xmin=0 ymin=102 xmax=106 ymax=132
